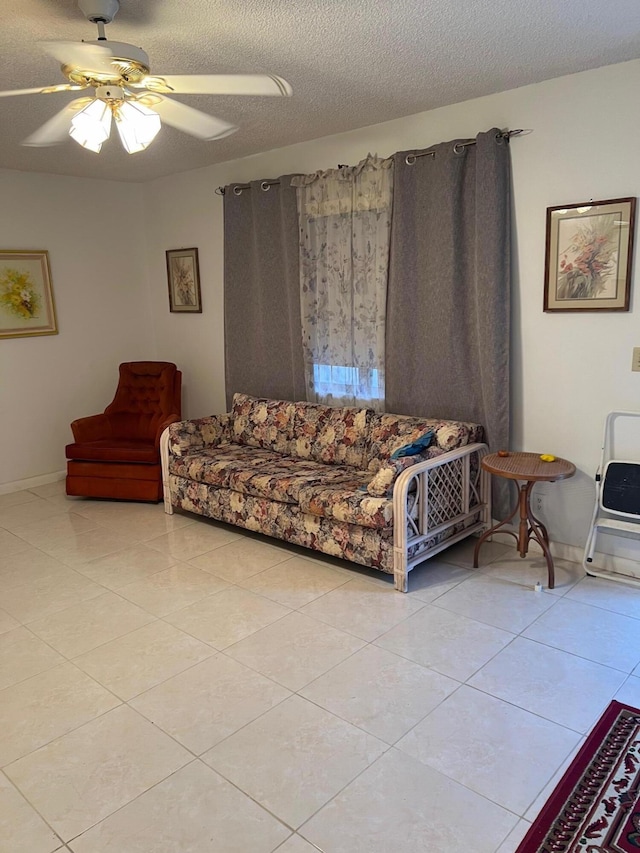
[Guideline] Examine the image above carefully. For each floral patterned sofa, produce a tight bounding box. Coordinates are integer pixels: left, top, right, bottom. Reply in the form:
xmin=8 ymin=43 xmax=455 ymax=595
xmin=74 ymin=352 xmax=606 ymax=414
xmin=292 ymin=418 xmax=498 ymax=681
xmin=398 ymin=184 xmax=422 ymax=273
xmin=160 ymin=393 xmax=491 ymax=591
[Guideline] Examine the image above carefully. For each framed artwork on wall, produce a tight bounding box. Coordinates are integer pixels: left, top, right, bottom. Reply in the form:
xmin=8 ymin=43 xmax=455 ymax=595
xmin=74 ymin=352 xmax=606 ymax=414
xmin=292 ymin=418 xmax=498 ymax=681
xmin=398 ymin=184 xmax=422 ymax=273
xmin=166 ymin=247 xmax=202 ymax=313
xmin=0 ymin=250 xmax=58 ymax=339
xmin=544 ymin=197 xmax=636 ymax=312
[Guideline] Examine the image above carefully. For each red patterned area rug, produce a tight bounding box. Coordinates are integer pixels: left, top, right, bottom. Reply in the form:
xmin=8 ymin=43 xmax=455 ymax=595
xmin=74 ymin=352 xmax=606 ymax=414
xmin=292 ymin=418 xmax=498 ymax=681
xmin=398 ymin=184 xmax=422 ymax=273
xmin=517 ymin=701 xmax=640 ymax=852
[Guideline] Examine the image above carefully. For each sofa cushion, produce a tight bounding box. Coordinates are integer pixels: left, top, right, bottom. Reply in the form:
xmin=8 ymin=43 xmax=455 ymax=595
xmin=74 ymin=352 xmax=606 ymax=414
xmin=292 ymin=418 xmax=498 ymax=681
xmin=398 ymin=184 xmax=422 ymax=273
xmin=168 ymin=479 xmax=393 ymax=569
xmin=298 ymin=480 xmax=393 ymax=530
xmin=432 ymin=420 xmax=484 ymax=450
xmin=169 ymin=444 xmax=280 ymax=488
xmin=292 ymin=402 xmax=371 ymax=468
xmin=228 ymin=458 xmax=362 ymax=504
xmin=390 ymin=430 xmax=434 ymax=458
xmin=365 ymin=413 xmax=483 ymax=472
xmin=366 ymin=445 xmax=446 ymax=496
xmin=231 ymin=393 xmax=296 ymax=455
xmin=168 ymin=414 xmax=232 ymax=456
xmin=65 ymin=439 xmax=158 ymax=464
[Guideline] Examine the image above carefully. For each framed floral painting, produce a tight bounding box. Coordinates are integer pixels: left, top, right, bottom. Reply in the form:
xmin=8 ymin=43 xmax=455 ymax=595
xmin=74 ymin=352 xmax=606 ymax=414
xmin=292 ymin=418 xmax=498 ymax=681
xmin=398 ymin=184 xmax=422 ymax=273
xmin=166 ymin=247 xmax=202 ymax=313
xmin=0 ymin=250 xmax=58 ymax=338
xmin=544 ymin=198 xmax=636 ymax=311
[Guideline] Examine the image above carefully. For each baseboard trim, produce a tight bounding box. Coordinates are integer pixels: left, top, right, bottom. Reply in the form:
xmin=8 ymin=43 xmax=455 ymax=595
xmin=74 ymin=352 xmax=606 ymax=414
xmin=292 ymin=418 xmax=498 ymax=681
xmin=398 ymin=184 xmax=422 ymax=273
xmin=0 ymin=470 xmax=66 ymax=496
xmin=488 ymin=524 xmax=640 ymax=581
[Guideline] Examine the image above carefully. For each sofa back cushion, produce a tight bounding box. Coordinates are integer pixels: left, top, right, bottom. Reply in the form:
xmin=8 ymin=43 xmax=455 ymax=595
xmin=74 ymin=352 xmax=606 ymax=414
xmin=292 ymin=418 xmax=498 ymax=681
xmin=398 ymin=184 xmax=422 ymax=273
xmin=365 ymin=413 xmax=483 ymax=472
xmin=230 ymin=394 xmax=482 ymax=473
xmin=292 ymin=402 xmax=371 ymax=468
xmin=231 ymin=393 xmax=296 ymax=455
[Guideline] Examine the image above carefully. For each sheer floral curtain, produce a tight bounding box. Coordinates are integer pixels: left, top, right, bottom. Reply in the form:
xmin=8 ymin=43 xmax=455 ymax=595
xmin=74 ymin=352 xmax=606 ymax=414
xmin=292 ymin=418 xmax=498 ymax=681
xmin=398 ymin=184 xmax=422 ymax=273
xmin=292 ymin=155 xmax=393 ymax=410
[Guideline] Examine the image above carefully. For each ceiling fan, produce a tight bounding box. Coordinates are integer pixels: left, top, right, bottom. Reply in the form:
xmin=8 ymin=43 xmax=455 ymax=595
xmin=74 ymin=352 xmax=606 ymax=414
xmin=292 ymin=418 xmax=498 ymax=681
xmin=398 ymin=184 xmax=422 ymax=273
xmin=0 ymin=0 xmax=292 ymax=154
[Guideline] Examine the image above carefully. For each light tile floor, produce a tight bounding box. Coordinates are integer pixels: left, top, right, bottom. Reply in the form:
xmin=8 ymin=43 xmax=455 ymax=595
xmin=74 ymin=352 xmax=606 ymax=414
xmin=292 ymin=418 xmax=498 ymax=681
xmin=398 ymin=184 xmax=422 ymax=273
xmin=2 ymin=482 xmax=640 ymax=852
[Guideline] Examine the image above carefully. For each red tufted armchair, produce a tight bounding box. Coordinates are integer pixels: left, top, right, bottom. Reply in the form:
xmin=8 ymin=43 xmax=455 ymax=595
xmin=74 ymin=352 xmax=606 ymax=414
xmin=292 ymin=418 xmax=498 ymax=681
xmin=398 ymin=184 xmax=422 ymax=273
xmin=65 ymin=362 xmax=182 ymax=502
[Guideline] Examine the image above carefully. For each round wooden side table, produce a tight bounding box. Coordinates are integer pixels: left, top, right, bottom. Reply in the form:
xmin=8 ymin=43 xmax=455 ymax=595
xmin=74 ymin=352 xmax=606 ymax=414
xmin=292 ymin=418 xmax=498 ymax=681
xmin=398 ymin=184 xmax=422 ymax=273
xmin=473 ymin=452 xmax=576 ymax=589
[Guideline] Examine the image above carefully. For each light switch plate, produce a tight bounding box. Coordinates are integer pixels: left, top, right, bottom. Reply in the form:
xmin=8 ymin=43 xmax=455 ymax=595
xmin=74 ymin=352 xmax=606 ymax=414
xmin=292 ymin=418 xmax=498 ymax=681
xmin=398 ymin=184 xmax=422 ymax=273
xmin=632 ymin=348 xmax=640 ymax=372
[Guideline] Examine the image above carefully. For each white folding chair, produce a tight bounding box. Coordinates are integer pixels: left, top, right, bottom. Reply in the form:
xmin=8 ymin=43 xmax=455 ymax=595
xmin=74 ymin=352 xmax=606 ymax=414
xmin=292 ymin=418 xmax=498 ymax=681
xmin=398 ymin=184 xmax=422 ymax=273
xmin=583 ymin=410 xmax=640 ymax=584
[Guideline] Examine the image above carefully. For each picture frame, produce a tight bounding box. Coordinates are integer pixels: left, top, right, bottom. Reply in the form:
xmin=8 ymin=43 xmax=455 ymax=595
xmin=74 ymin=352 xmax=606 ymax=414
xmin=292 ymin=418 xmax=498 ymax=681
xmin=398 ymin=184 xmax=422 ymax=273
xmin=0 ymin=250 xmax=58 ymax=339
xmin=544 ymin=197 xmax=636 ymax=312
xmin=166 ymin=247 xmax=202 ymax=313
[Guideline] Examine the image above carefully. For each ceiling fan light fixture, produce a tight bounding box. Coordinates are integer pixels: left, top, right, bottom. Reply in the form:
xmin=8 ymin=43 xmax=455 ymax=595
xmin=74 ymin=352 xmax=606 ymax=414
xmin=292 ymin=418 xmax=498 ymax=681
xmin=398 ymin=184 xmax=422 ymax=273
xmin=114 ymin=100 xmax=161 ymax=153
xmin=12 ymin=4 xmax=292 ymax=155
xmin=69 ymin=97 xmax=112 ymax=152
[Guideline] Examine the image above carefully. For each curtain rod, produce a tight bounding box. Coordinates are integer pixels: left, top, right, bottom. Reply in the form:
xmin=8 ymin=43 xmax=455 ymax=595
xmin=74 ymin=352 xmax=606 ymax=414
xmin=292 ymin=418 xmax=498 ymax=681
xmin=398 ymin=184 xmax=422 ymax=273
xmin=215 ymin=129 xmax=527 ymax=196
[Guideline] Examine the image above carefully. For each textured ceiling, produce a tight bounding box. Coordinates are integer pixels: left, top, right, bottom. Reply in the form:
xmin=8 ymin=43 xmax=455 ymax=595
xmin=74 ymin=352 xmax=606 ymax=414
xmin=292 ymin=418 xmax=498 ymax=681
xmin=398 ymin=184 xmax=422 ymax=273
xmin=1 ymin=0 xmax=640 ymax=182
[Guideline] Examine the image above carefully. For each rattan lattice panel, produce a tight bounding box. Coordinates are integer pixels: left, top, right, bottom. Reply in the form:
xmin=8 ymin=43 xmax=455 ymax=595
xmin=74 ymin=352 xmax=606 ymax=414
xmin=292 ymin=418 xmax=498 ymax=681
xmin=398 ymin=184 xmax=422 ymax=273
xmin=427 ymin=458 xmax=463 ymax=528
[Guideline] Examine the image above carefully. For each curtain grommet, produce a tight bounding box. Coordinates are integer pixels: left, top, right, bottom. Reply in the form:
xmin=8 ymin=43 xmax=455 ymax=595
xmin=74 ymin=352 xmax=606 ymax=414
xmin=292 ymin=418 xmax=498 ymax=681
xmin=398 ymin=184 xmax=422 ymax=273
xmin=453 ymin=143 xmax=465 ymax=155
xmin=261 ymin=181 xmax=271 ymax=192
xmin=233 ymin=185 xmax=243 ymax=196
xmin=405 ymin=154 xmax=417 ymax=165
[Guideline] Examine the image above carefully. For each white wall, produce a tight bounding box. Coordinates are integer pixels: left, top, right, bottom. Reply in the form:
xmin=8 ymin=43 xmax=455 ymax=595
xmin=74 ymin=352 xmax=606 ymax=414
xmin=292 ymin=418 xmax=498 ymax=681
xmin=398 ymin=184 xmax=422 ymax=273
xmin=2 ymin=60 xmax=636 ymax=555
xmin=143 ymin=58 xmax=640 ymax=557
xmin=0 ymin=168 xmax=154 ymax=488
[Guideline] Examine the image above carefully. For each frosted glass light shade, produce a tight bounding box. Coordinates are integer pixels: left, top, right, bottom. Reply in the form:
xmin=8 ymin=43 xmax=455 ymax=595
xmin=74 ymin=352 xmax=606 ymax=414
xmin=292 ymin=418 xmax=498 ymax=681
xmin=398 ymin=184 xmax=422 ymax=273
xmin=69 ymin=99 xmax=112 ymax=153
xmin=115 ymin=101 xmax=161 ymax=153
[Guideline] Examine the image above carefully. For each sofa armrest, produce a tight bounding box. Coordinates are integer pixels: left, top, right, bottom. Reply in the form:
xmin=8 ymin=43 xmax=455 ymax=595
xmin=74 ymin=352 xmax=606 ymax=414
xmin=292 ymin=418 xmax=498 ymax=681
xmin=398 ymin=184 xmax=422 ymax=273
xmin=166 ymin=413 xmax=232 ymax=457
xmin=366 ymin=448 xmax=445 ymax=497
xmin=70 ymin=413 xmax=113 ymax=443
xmin=391 ymin=442 xmax=491 ymax=592
xmin=391 ymin=443 xmax=489 ymax=509
xmin=392 ymin=442 xmax=491 ymax=533
xmin=154 ymin=414 xmax=182 ymax=450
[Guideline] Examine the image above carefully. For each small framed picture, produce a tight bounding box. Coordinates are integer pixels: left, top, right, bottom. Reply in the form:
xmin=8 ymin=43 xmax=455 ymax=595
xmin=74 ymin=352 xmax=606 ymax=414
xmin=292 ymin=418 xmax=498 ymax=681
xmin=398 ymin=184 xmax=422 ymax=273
xmin=166 ymin=247 xmax=202 ymax=313
xmin=544 ymin=198 xmax=636 ymax=312
xmin=0 ymin=250 xmax=58 ymax=339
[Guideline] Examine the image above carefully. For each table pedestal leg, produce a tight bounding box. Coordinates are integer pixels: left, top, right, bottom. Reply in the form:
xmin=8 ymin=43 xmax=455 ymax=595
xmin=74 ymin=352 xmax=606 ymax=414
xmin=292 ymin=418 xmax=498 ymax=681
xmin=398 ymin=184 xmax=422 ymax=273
xmin=526 ymin=494 xmax=555 ymax=590
xmin=518 ymin=483 xmax=530 ymax=556
xmin=473 ymin=499 xmax=519 ymax=568
xmin=474 ymin=478 xmax=556 ymax=589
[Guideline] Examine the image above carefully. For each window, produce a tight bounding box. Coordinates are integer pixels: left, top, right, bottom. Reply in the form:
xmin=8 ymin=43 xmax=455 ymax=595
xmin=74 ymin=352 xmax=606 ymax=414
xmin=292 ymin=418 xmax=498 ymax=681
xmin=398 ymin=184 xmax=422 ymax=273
xmin=312 ymin=363 xmax=383 ymax=405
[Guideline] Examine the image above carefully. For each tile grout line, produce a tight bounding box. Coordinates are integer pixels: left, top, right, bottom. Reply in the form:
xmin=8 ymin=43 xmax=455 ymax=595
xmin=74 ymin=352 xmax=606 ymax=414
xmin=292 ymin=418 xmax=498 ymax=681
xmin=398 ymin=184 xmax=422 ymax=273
xmin=0 ymin=766 xmax=65 ymax=851
xmin=4 ymin=492 xmax=640 ymax=850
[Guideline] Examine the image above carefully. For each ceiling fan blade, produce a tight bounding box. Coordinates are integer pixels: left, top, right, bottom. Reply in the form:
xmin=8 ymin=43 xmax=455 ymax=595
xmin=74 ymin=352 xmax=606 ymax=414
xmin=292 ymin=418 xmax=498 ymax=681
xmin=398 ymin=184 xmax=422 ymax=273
xmin=0 ymin=84 xmax=83 ymax=98
xmin=138 ymin=74 xmax=292 ymax=97
xmin=23 ymin=97 xmax=92 ymax=147
xmin=39 ymin=40 xmax=115 ymax=74
xmin=144 ymin=95 xmax=238 ymax=140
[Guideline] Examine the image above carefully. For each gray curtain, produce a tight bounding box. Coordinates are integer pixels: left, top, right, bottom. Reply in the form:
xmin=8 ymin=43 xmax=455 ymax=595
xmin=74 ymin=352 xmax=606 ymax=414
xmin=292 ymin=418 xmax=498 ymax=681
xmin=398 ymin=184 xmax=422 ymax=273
xmin=386 ymin=129 xmax=511 ymax=515
xmin=223 ymin=177 xmax=306 ymax=409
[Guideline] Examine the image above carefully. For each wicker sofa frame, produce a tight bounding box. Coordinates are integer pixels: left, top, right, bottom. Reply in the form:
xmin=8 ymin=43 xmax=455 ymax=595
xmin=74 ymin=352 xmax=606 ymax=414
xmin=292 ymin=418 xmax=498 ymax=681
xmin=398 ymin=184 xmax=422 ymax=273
xmin=390 ymin=444 xmax=491 ymax=590
xmin=160 ymin=398 xmax=491 ymax=592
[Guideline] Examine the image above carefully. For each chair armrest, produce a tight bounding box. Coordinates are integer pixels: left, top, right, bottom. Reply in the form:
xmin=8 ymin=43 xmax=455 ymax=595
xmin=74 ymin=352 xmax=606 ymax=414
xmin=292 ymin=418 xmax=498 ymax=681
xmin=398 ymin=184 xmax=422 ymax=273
xmin=70 ymin=413 xmax=113 ymax=443
xmin=166 ymin=413 xmax=232 ymax=457
xmin=154 ymin=414 xmax=182 ymax=450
